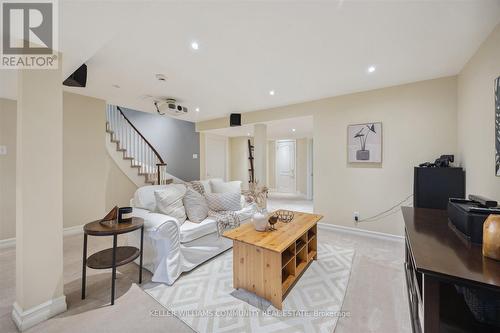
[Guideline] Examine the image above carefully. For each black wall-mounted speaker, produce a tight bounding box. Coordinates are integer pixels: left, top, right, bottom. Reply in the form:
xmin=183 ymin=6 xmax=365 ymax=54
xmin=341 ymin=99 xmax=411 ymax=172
xmin=230 ymin=113 xmax=241 ymax=127
xmin=63 ymin=64 xmax=87 ymax=87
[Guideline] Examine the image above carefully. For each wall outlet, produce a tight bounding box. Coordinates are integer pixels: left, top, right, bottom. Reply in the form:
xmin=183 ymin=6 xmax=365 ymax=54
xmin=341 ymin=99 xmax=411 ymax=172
xmin=0 ymin=145 xmax=7 ymax=156
xmin=353 ymin=211 xmax=360 ymax=222
xmin=192 ymin=153 xmax=198 ymax=159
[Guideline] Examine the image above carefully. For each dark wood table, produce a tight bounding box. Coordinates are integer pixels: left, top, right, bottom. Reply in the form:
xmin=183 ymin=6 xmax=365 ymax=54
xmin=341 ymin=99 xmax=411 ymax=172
xmin=82 ymin=217 xmax=144 ymax=305
xmin=403 ymin=207 xmax=500 ymax=333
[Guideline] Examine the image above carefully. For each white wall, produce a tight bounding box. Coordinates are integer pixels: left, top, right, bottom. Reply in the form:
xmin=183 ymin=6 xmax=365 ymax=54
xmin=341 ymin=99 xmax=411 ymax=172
xmin=0 ymin=98 xmax=17 ymax=240
xmin=197 ymin=76 xmax=458 ymax=236
xmin=229 ymin=136 xmax=250 ymax=189
xmin=0 ymin=93 xmax=137 ymax=240
xmin=314 ymin=77 xmax=457 ymax=236
xmin=457 ymin=23 xmax=500 ymax=201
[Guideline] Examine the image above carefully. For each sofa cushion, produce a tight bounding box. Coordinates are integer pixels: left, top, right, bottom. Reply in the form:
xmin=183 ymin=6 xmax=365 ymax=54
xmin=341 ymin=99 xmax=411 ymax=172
xmin=210 ymin=179 xmax=242 ymax=193
xmin=180 ymin=217 xmax=218 ymax=243
xmin=183 ymin=187 xmax=209 ymax=223
xmin=133 ymin=185 xmax=170 ymax=211
xmin=154 ymin=184 xmax=187 ymax=224
xmin=205 ymin=192 xmax=242 ymax=211
xmin=179 ymin=203 xmax=256 ymax=243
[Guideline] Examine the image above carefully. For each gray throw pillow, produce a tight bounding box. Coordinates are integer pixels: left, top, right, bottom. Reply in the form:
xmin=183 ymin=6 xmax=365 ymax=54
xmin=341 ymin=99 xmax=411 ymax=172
xmin=183 ymin=187 xmax=209 ymax=223
xmin=205 ymin=192 xmax=242 ymax=212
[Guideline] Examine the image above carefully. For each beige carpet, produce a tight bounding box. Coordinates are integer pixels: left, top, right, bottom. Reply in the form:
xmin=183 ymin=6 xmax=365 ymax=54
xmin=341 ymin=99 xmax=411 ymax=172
xmin=23 ymin=284 xmax=193 ymax=333
xmin=144 ymin=243 xmax=354 ymax=333
xmin=1 ymin=227 xmax=410 ymax=333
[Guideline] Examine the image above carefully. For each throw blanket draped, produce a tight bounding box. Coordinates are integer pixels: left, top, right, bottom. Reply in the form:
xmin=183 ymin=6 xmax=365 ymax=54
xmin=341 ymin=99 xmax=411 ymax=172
xmin=209 ymin=210 xmax=240 ymax=236
xmin=185 ymin=181 xmax=242 ymax=236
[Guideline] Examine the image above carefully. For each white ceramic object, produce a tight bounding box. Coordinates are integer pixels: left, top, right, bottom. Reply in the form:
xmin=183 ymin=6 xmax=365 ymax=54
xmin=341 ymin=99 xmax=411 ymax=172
xmin=253 ymin=210 xmax=268 ymax=232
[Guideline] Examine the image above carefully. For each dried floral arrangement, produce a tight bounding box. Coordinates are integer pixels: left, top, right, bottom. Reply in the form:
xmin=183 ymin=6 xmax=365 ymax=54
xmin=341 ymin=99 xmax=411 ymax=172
xmin=243 ymin=181 xmax=269 ymax=210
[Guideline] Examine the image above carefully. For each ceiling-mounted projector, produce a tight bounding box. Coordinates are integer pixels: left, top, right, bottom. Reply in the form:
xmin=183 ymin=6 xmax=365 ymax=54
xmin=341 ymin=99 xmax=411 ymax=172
xmin=154 ymin=98 xmax=188 ymax=116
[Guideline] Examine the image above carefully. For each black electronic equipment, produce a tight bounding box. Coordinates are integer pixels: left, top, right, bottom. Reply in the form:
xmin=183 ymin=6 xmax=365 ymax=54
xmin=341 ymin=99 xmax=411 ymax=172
xmin=414 ymin=167 xmax=465 ymax=209
xmin=418 ymin=154 xmax=455 ymax=168
xmin=435 ymin=155 xmax=454 ymax=168
xmin=63 ymin=64 xmax=87 ymax=87
xmin=230 ymin=113 xmax=241 ymax=127
xmin=468 ymin=194 xmax=498 ymax=208
xmin=448 ymin=196 xmax=500 ymax=243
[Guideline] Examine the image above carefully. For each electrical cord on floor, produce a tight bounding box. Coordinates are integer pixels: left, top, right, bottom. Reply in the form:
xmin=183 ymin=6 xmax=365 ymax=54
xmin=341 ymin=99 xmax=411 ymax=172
xmin=356 ymin=194 xmax=414 ymax=224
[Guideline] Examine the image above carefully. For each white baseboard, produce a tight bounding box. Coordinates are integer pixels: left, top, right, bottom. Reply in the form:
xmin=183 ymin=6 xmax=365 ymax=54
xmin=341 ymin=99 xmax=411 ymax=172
xmin=318 ymin=222 xmax=404 ymax=242
xmin=63 ymin=224 xmax=84 ymax=237
xmin=12 ymin=296 xmax=67 ymax=331
xmin=0 ymin=237 xmax=16 ymax=250
xmin=0 ymin=224 xmax=84 ymax=249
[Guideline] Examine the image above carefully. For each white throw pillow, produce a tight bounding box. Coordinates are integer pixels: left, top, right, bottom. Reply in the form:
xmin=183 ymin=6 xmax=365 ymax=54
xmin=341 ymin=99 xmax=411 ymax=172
xmin=183 ymin=187 xmax=209 ymax=223
xmin=200 ymin=179 xmax=214 ymax=194
xmin=133 ymin=185 xmax=170 ymax=211
xmin=205 ymin=192 xmax=242 ymax=212
xmin=154 ymin=184 xmax=187 ymax=224
xmin=210 ymin=179 xmax=242 ymax=194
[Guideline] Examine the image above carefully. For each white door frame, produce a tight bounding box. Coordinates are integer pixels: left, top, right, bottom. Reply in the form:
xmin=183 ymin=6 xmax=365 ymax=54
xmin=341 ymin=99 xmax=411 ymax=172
xmin=306 ymin=138 xmax=313 ymax=200
xmin=204 ymin=133 xmax=228 ymax=181
xmin=275 ymin=139 xmax=296 ymax=193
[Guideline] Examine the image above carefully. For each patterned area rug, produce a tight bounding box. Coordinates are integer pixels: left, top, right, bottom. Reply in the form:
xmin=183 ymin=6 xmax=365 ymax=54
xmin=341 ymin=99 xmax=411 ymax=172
xmin=144 ymin=242 xmax=354 ymax=333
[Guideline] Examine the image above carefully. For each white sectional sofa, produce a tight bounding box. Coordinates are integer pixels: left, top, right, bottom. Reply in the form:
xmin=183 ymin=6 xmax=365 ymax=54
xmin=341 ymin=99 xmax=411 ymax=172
xmin=127 ymin=182 xmax=256 ymax=285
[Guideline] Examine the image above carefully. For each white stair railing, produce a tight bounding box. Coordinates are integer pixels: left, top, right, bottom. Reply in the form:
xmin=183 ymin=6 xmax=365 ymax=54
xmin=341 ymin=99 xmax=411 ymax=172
xmin=106 ymin=104 xmax=169 ymax=185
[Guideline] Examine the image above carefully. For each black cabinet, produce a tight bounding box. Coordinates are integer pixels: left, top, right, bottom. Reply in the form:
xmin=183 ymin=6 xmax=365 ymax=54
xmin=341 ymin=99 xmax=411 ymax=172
xmin=413 ymin=167 xmax=465 ymax=209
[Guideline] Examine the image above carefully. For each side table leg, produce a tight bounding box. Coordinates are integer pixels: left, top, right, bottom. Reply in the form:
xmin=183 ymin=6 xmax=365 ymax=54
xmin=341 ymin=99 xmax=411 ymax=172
xmin=81 ymin=233 xmax=87 ymax=300
xmin=139 ymin=226 xmax=144 ymax=284
xmin=111 ymin=234 xmax=117 ymax=305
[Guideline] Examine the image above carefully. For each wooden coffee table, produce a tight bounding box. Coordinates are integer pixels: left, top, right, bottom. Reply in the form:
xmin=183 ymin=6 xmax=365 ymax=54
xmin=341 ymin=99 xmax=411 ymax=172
xmin=223 ymin=211 xmax=322 ymax=309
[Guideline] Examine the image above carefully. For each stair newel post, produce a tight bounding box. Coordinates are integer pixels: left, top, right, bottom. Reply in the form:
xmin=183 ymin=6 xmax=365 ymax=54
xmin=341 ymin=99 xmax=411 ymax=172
xmin=157 ymin=163 xmax=167 ymax=185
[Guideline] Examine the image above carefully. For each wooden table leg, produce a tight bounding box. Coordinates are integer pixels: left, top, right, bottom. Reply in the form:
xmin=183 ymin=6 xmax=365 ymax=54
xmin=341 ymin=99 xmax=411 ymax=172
xmin=423 ymin=274 xmax=440 ymax=333
xmin=111 ymin=234 xmax=117 ymax=305
xmin=81 ymin=233 xmax=87 ymax=300
xmin=139 ymin=226 xmax=144 ymax=284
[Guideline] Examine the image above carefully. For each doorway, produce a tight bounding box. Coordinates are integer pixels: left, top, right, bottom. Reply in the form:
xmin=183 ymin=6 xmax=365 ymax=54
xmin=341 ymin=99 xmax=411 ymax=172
xmin=205 ymin=134 xmax=227 ymax=180
xmin=276 ymin=140 xmax=296 ymax=193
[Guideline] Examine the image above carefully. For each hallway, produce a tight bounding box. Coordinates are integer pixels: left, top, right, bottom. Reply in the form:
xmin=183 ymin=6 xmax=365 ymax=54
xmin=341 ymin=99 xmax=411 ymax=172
xmin=266 ymin=192 xmax=313 ymax=213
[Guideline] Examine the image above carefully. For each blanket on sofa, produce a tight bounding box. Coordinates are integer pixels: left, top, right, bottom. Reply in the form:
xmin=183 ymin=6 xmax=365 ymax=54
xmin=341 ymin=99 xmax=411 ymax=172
xmin=209 ymin=209 xmax=240 ymax=236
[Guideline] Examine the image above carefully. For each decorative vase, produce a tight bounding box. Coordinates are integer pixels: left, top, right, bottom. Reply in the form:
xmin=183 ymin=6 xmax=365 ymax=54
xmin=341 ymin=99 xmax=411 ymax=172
xmin=482 ymin=214 xmax=500 ymax=261
xmin=356 ymin=149 xmax=370 ymax=161
xmin=253 ymin=209 xmax=268 ymax=232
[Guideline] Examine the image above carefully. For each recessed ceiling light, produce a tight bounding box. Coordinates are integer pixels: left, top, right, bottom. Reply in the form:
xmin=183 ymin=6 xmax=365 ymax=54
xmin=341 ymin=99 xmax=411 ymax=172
xmin=112 ymin=84 xmax=120 ymax=88
xmin=269 ymin=90 xmax=275 ymax=96
xmin=155 ymin=74 xmax=167 ymax=81
xmin=195 ymin=107 xmax=200 ymax=112
xmin=191 ymin=41 xmax=199 ymax=50
xmin=292 ymin=128 xmax=296 ymax=132
xmin=367 ymin=65 xmax=376 ymax=73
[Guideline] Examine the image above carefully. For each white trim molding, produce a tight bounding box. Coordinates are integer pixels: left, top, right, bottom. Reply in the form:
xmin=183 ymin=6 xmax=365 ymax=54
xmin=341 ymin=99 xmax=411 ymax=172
xmin=318 ymin=222 xmax=404 ymax=242
xmin=0 ymin=237 xmax=15 ymax=250
xmin=12 ymin=296 xmax=67 ymax=331
xmin=63 ymin=224 xmax=84 ymax=237
xmin=0 ymin=225 xmax=84 ymax=249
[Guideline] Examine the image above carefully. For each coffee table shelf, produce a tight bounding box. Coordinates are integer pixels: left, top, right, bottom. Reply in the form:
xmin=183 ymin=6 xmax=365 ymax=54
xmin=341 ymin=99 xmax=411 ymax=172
xmin=224 ymin=212 xmax=322 ymax=309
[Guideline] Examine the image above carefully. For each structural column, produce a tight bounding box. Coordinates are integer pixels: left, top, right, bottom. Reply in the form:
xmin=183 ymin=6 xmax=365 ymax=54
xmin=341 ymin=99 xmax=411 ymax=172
xmin=13 ymin=61 xmax=66 ymax=330
xmin=253 ymin=123 xmax=267 ymax=186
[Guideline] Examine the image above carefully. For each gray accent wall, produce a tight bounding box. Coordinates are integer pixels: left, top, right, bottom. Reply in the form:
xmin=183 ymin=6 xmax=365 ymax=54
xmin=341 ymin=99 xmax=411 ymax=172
xmin=121 ymin=108 xmax=200 ymax=181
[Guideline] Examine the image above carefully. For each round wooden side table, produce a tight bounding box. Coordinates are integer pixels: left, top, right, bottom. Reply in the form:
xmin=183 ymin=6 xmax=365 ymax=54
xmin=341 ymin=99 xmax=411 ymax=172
xmin=81 ymin=217 xmax=144 ymax=305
